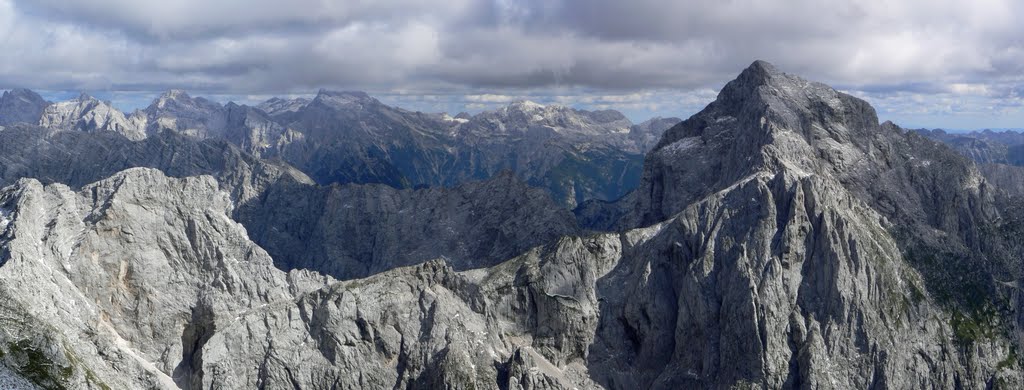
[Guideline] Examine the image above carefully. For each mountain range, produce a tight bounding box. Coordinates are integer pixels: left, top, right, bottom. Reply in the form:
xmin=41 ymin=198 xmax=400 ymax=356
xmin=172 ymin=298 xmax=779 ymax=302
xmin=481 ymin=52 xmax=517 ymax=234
xmin=0 ymin=61 xmax=1022 ymax=388
xmin=0 ymin=88 xmax=680 ymax=209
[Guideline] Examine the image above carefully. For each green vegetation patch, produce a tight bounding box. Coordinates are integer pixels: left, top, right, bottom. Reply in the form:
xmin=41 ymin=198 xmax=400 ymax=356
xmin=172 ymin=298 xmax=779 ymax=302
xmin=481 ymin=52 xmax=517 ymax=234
xmin=5 ymin=340 xmax=72 ymax=390
xmin=949 ymin=306 xmax=1001 ymax=347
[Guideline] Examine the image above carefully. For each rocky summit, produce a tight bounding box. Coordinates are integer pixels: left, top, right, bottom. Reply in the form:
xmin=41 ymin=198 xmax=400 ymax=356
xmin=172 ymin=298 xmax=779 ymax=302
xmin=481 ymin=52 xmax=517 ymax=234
xmin=0 ymin=61 xmax=1023 ymax=389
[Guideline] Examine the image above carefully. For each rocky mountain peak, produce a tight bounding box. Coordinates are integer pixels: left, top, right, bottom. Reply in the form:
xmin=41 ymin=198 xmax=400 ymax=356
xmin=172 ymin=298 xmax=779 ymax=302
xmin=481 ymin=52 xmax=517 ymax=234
xmin=736 ymin=59 xmax=781 ymax=84
xmin=257 ymin=96 xmax=311 ymax=116
xmin=656 ymin=60 xmax=879 ymax=156
xmin=143 ymin=90 xmax=228 ymax=139
xmin=152 ymin=89 xmax=192 ymax=107
xmin=506 ymin=99 xmax=546 ymax=111
xmin=313 ymin=89 xmax=378 ymax=108
xmin=474 ymin=100 xmax=632 ymax=134
xmin=165 ymin=88 xmax=189 ymax=98
xmin=76 ymin=92 xmax=97 ymax=102
xmin=149 ymin=89 xmax=221 ymax=111
xmin=34 ymin=92 xmax=149 ymax=141
xmin=2 ymin=88 xmax=44 ymax=102
xmin=625 ymin=61 xmax=889 ymax=227
xmin=0 ymin=88 xmax=49 ymax=126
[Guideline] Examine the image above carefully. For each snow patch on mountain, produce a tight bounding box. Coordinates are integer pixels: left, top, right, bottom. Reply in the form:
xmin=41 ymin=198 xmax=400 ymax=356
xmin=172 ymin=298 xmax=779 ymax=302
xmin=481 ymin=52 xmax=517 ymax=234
xmin=662 ymin=136 xmax=700 ymax=156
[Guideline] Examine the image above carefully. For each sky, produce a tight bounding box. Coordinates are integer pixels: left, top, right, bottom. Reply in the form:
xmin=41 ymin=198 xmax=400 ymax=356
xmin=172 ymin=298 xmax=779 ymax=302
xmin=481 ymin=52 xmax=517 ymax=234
xmin=1 ymin=0 xmax=1022 ymax=129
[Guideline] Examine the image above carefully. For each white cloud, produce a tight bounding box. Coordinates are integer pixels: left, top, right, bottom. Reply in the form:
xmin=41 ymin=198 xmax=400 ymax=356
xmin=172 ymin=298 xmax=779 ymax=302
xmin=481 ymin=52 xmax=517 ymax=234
xmin=0 ymin=0 xmax=1020 ymax=128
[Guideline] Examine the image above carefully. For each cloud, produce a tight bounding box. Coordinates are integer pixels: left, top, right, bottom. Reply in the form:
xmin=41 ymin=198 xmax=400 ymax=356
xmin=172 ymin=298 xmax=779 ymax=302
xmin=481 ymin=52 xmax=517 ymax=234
xmin=12 ymin=0 xmax=473 ymax=41
xmin=0 ymin=0 xmax=1021 ymax=127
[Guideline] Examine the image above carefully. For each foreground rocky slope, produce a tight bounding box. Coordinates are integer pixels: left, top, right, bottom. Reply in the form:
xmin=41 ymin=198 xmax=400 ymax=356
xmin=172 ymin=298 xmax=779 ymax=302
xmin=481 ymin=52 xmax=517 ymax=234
xmin=1 ymin=61 xmax=1022 ymax=389
xmin=0 ymin=168 xmax=619 ymax=388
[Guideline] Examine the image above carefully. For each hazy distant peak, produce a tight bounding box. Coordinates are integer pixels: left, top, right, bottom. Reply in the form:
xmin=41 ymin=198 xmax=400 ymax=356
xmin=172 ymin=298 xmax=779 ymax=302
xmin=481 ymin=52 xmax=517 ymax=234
xmin=0 ymin=88 xmax=49 ymax=126
xmin=258 ymin=96 xmax=311 ymax=116
xmin=76 ymin=92 xmax=97 ymax=101
xmin=313 ymin=89 xmax=378 ymax=108
xmin=507 ymin=100 xmax=545 ymax=110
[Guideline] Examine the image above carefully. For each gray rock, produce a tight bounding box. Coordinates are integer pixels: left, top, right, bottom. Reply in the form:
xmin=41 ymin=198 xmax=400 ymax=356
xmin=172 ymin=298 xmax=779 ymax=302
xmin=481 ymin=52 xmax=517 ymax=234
xmin=589 ymin=60 xmax=1024 ymax=388
xmin=0 ymin=125 xmax=311 ymax=206
xmin=0 ymin=124 xmax=580 ymax=282
xmin=38 ymin=93 xmax=147 ymax=141
xmin=0 ymin=89 xmax=49 ymax=126
xmin=0 ymin=169 xmax=610 ymax=389
xmin=979 ymin=163 xmax=1024 ymax=197
xmin=236 ymin=170 xmax=581 ymax=280
xmin=144 ymin=90 xmax=228 ymax=139
xmin=0 ymin=365 xmax=40 ymax=390
xmin=256 ymin=96 xmax=310 ymax=116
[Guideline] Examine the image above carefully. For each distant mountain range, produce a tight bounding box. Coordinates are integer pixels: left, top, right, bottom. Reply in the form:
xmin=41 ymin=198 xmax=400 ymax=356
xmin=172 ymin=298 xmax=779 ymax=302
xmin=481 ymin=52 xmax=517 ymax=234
xmin=916 ymin=128 xmax=1024 ymax=165
xmin=0 ymin=87 xmax=680 ymax=208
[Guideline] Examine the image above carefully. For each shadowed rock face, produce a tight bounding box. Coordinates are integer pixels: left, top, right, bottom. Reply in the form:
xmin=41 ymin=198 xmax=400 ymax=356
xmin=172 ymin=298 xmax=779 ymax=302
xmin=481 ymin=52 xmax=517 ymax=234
xmin=0 ymin=89 xmax=49 ymax=126
xmin=1 ymin=61 xmax=1023 ymax=389
xmin=235 ymin=170 xmax=581 ymax=280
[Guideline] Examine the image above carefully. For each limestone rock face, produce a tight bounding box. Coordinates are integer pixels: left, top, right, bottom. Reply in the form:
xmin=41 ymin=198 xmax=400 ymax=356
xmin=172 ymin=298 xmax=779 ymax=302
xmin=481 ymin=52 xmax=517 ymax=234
xmin=144 ymin=90 xmax=228 ymax=139
xmin=0 ymin=169 xmax=318 ymax=389
xmin=38 ymin=93 xmax=147 ymax=141
xmin=0 ymin=168 xmax=615 ymax=389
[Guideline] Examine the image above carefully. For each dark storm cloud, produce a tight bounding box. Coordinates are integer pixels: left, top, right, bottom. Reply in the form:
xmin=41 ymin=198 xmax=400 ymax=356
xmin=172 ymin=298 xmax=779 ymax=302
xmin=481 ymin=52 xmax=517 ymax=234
xmin=0 ymin=0 xmax=1021 ymax=128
